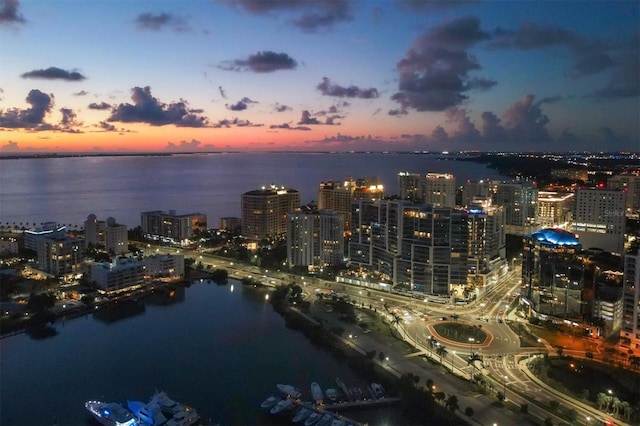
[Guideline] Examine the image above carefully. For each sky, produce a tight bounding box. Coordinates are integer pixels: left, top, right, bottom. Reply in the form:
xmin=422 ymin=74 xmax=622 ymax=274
xmin=0 ymin=0 xmax=638 ymax=153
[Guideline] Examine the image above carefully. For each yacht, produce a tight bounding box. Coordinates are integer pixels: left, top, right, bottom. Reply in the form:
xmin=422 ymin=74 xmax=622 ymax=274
xmin=148 ymin=391 xmax=199 ymax=426
xmin=269 ymin=398 xmax=294 ymax=415
xmin=85 ymin=400 xmax=138 ymax=426
xmin=324 ymin=388 xmax=337 ymax=402
xmin=276 ymin=384 xmax=302 ymax=399
xmin=303 ymin=411 xmax=322 ymax=426
xmin=315 ymin=413 xmax=335 ymax=426
xmin=330 ymin=419 xmax=345 ymax=426
xmin=310 ymin=382 xmax=323 ymax=405
xmin=260 ymin=396 xmax=281 ymax=410
xmin=127 ymin=400 xmax=167 ymax=426
xmin=291 ymin=407 xmax=313 ymax=423
xmin=335 ymin=378 xmax=351 ymax=401
xmin=370 ymin=383 xmax=385 ymax=399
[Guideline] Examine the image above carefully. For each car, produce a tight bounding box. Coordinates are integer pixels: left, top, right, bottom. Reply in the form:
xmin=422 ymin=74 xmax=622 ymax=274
xmin=362 ymin=329 xmax=371 ymax=334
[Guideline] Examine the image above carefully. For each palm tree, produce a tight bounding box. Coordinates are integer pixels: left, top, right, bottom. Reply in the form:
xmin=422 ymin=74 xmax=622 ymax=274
xmin=468 ymin=352 xmax=483 ymax=380
xmin=436 ymin=345 xmax=448 ymax=365
xmin=620 ymin=401 xmax=632 ymax=421
xmin=445 ymin=394 xmax=459 ymax=413
xmin=596 ymin=392 xmax=607 ymax=410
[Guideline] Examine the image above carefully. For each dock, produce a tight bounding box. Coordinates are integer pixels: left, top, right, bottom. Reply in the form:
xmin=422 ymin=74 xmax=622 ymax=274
xmin=323 ymin=397 xmax=401 ymax=411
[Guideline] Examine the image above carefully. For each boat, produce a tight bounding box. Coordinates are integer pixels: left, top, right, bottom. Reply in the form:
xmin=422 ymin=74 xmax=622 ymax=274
xmin=85 ymin=400 xmax=138 ymax=426
xmin=310 ymin=382 xmax=323 ymax=404
xmin=260 ymin=396 xmax=281 ymax=410
xmin=315 ymin=413 xmax=335 ymax=426
xmin=277 ymin=384 xmax=302 ymax=399
xmin=292 ymin=407 xmax=313 ymax=423
xmin=304 ymin=411 xmax=322 ymax=426
xmin=324 ymin=388 xmax=337 ymax=402
xmin=270 ymin=398 xmax=294 ymax=415
xmin=127 ymin=400 xmax=167 ymax=425
xmin=148 ymin=391 xmax=199 ymax=426
xmin=371 ymin=383 xmax=385 ymax=399
xmin=335 ymin=378 xmax=351 ymax=401
xmin=330 ymin=419 xmax=345 ymax=426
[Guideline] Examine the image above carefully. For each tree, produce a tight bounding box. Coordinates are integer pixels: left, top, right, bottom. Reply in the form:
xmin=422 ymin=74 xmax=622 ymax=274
xmin=445 ymin=395 xmax=459 ymax=413
xmin=464 ymin=406 xmax=473 ymax=417
xmin=435 ymin=345 xmax=448 ymax=365
xmin=597 ymin=392 xmax=607 ymax=410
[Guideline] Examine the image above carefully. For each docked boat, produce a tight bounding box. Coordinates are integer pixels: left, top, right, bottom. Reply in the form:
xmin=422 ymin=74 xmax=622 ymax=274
xmin=330 ymin=419 xmax=345 ymax=426
xmin=371 ymin=383 xmax=385 ymax=399
xmin=291 ymin=407 xmax=313 ymax=423
xmin=148 ymin=391 xmax=199 ymax=426
xmin=127 ymin=400 xmax=167 ymax=425
xmin=324 ymin=388 xmax=337 ymax=402
xmin=310 ymin=382 xmax=324 ymax=404
xmin=85 ymin=400 xmax=138 ymax=426
xmin=276 ymin=384 xmax=302 ymax=399
xmin=270 ymin=398 xmax=294 ymax=415
xmin=260 ymin=396 xmax=281 ymax=410
xmin=303 ymin=411 xmax=322 ymax=426
xmin=335 ymin=378 xmax=351 ymax=401
xmin=315 ymin=413 xmax=335 ymax=426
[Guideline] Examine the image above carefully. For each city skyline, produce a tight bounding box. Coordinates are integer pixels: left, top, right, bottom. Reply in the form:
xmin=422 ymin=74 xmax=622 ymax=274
xmin=0 ymin=0 xmax=638 ymax=153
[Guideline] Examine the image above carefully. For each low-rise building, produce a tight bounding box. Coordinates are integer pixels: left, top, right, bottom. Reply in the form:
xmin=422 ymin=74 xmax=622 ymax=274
xmin=90 ymin=258 xmax=145 ymax=294
xmin=143 ymin=254 xmax=185 ymax=280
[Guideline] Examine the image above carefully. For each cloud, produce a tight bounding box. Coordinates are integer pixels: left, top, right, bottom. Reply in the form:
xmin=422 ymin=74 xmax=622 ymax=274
xmin=97 ymin=121 xmax=117 ymax=132
xmin=222 ymin=0 xmax=353 ymax=32
xmin=399 ymin=0 xmax=476 ymax=11
xmin=73 ymin=90 xmax=89 ymax=96
xmin=108 ymin=86 xmax=209 ymax=127
xmin=0 ymin=140 xmax=20 ymax=151
xmin=135 ymin=12 xmax=190 ymax=32
xmin=218 ymin=86 xmax=227 ymax=99
xmin=589 ymin=54 xmax=639 ymax=99
xmin=269 ymin=122 xmax=311 ymax=131
xmin=220 ymin=51 xmax=297 ymax=73
xmin=59 ymin=107 xmax=81 ymax=130
xmin=212 ymin=117 xmax=263 ymax=128
xmin=165 ymin=139 xmax=203 ymax=151
xmin=0 ymin=0 xmax=25 ymax=25
xmin=297 ymin=110 xmax=339 ymax=126
xmin=0 ymin=89 xmax=55 ymax=130
xmin=391 ymin=15 xmax=494 ymax=113
xmin=88 ymin=102 xmax=111 ymax=110
xmin=226 ymin=97 xmax=257 ymax=111
xmin=274 ymin=103 xmax=292 ymax=112
xmin=501 ymin=94 xmax=551 ymax=143
xmin=21 ymin=67 xmax=86 ymax=81
xmin=317 ymin=77 xmax=379 ymax=99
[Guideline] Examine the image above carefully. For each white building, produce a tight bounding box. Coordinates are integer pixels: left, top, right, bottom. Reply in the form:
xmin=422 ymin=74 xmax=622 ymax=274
xmin=85 ymin=215 xmax=128 ymax=255
xmin=141 ymin=210 xmax=207 ymax=243
xmin=37 ymin=233 xmax=83 ymax=277
xmin=286 ymin=210 xmax=344 ymax=271
xmin=572 ymin=188 xmax=625 ymax=254
xmin=423 ymin=173 xmax=456 ymax=208
xmin=537 ymin=191 xmax=574 ymax=228
xmin=143 ymin=254 xmax=185 ymax=280
xmin=241 ymin=185 xmax=300 ymax=241
xmin=621 ymin=248 xmax=640 ymax=350
xmin=24 ymin=222 xmax=66 ymax=251
xmin=90 ymin=258 xmax=145 ymax=293
xmin=608 ymin=174 xmax=640 ymax=217
xmin=397 ymin=172 xmax=423 ymax=203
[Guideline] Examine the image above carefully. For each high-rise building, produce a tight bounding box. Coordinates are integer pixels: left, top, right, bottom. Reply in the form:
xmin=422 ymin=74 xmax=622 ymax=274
xmin=621 ymin=247 xmax=640 ymax=350
xmin=242 ymin=185 xmax=300 ymax=240
xmin=219 ymin=217 xmax=241 ymax=232
xmin=572 ymin=188 xmax=625 ymax=254
xmin=348 ymin=200 xmax=468 ymax=295
xmin=494 ymin=181 xmax=537 ymax=234
xmin=460 ymin=180 xmax=492 ymax=208
xmin=24 ymin=222 xmax=66 ymax=251
xmin=286 ymin=209 xmax=344 ymax=270
xmin=85 ymin=215 xmax=128 ymax=255
xmin=466 ymin=202 xmax=506 ymax=287
xmin=608 ymin=174 xmax=640 ymax=216
xmin=141 ymin=210 xmax=207 ymax=243
xmin=397 ymin=172 xmax=423 ymax=202
xmin=318 ymin=177 xmax=382 ymax=232
xmin=423 ymin=173 xmax=456 ymax=208
xmin=84 ymin=214 xmax=107 ymax=247
xmin=537 ymin=191 xmax=574 ymax=228
xmin=37 ymin=232 xmax=83 ymax=277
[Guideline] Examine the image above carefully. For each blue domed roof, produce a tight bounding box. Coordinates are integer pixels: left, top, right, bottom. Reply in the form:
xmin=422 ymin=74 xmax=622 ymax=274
xmin=531 ymin=228 xmax=580 ymax=246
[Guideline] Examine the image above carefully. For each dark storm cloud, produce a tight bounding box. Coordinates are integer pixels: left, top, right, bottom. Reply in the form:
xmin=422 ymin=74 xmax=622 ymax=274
xmin=0 ymin=89 xmax=54 ymax=129
xmin=226 ymin=97 xmax=257 ymax=111
xmin=135 ymin=12 xmax=189 ymax=32
xmin=21 ymin=67 xmax=86 ymax=81
xmin=108 ymin=86 xmax=209 ymax=127
xmin=0 ymin=0 xmax=26 ymax=25
xmin=391 ymin=16 xmax=494 ymax=113
xmin=220 ymin=51 xmax=297 ymax=73
xmin=317 ymin=77 xmax=379 ymax=99
xmin=221 ymin=0 xmax=353 ymax=32
xmin=88 ymin=102 xmax=111 ymax=110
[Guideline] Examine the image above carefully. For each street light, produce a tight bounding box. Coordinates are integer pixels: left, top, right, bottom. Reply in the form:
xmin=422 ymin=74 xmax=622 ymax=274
xmin=503 ymin=375 xmax=508 ymax=400
xmin=586 ymin=415 xmax=591 ymax=426
xmin=468 ymin=337 xmax=475 ymax=354
xmin=452 ymin=350 xmax=456 ymax=373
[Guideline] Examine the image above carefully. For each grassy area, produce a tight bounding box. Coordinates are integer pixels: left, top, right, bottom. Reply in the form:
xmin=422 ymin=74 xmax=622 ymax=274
xmin=433 ymin=322 xmax=488 ymax=344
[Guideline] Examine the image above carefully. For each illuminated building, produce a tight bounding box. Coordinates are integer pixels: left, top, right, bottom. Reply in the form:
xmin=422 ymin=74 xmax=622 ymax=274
xmin=397 ymin=172 xmax=423 ymax=202
xmin=241 ymin=185 xmax=300 ymax=241
xmin=318 ymin=177 xmax=382 ymax=232
xmin=494 ymin=181 xmax=537 ymax=235
xmin=621 ymin=247 xmax=640 ymax=350
xmin=37 ymin=231 xmax=83 ymax=277
xmin=286 ymin=209 xmax=344 ymax=271
xmin=85 ymin=214 xmax=128 ymax=255
xmin=460 ymin=180 xmax=493 ymax=208
xmin=423 ymin=173 xmax=456 ymax=208
xmin=550 ymin=169 xmax=588 ymax=182
xmin=572 ymin=188 xmax=625 ymax=254
xmin=24 ymin=222 xmax=65 ymax=251
xmin=143 ymin=253 xmax=185 ymax=280
xmin=537 ymin=191 xmax=574 ymax=228
xmin=466 ymin=202 xmax=506 ymax=287
xmin=522 ymin=228 xmax=583 ymax=316
xmin=219 ymin=217 xmax=241 ymax=232
xmin=0 ymin=237 xmax=18 ymax=255
xmin=141 ymin=210 xmax=207 ymax=243
xmin=348 ymin=200 xmax=468 ymax=295
xmin=608 ymin=174 xmax=640 ymax=216
xmin=90 ymin=258 xmax=145 ymax=293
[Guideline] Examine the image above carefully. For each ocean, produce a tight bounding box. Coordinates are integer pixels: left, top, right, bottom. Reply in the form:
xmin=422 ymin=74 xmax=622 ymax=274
xmin=0 ymin=152 xmax=506 ymax=229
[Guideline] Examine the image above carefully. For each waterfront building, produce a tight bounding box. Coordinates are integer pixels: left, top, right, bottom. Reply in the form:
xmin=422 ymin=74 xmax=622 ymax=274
xmin=608 ymin=174 xmax=640 ymax=216
xmin=348 ymin=199 xmax=468 ymax=295
xmin=143 ymin=253 xmax=185 ymax=280
xmin=90 ymin=258 xmax=145 ymax=293
xmin=85 ymin=214 xmax=128 ymax=255
xmin=317 ymin=177 xmax=382 ymax=233
xmin=0 ymin=236 xmax=19 ymax=255
xmin=572 ymin=187 xmax=625 ymax=254
xmin=423 ymin=173 xmax=456 ymax=208
xmin=397 ymin=172 xmax=423 ymax=202
xmin=141 ymin=210 xmax=207 ymax=244
xmin=537 ymin=191 xmax=574 ymax=228
xmin=241 ymin=185 xmax=300 ymax=241
xmin=494 ymin=181 xmax=537 ymax=235
xmin=621 ymin=247 xmax=640 ymax=350
xmin=84 ymin=214 xmax=107 ymax=247
xmin=24 ymin=222 xmax=65 ymax=251
xmin=286 ymin=209 xmax=344 ymax=271
xmin=219 ymin=217 xmax=241 ymax=232
xmin=466 ymin=202 xmax=506 ymax=288
xmin=460 ymin=180 xmax=493 ymax=208
xmin=36 ymin=231 xmax=83 ymax=277
xmin=522 ymin=228 xmax=583 ymax=316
